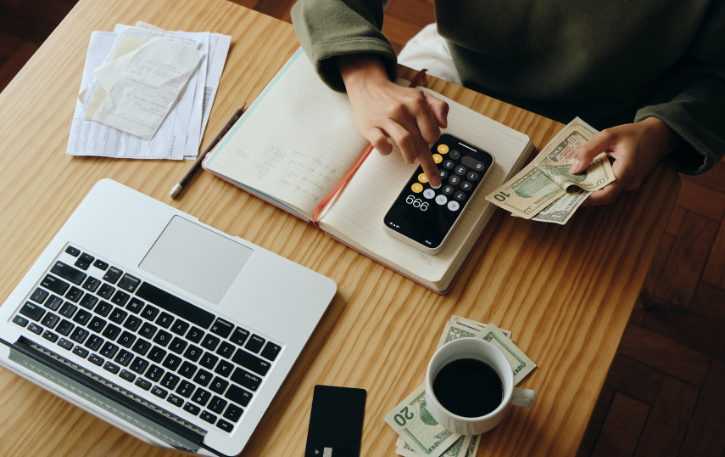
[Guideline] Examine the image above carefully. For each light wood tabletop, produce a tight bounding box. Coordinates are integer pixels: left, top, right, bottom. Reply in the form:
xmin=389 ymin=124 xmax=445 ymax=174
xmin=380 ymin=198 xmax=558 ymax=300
xmin=0 ymin=0 xmax=680 ymax=455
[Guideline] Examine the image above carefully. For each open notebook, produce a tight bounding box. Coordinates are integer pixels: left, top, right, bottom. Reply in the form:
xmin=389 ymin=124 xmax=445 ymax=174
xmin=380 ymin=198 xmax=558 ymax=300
xmin=203 ymin=49 xmax=533 ymax=293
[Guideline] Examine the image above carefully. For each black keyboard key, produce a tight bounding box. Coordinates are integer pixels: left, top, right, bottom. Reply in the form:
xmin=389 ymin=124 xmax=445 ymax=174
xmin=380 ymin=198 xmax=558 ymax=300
xmin=156 ymin=312 xmax=174 ymax=329
xmin=88 ymin=354 xmax=104 ymax=366
xmin=169 ymin=337 xmax=188 ymax=355
xmin=27 ymin=323 xmax=43 ymax=334
xmin=82 ymin=277 xmax=100 ymax=292
xmin=79 ymin=293 xmax=98 ymax=310
xmin=134 ymin=378 xmax=151 ymax=390
xmin=20 ymin=302 xmax=45 ymax=321
xmin=117 ymin=274 xmax=140 ymax=293
xmin=225 ymin=385 xmax=252 ymax=407
xmin=230 ymin=327 xmax=250 ymax=346
xmin=127 ymin=298 xmax=145 ymax=314
xmin=233 ymin=349 xmax=271 ymax=376
xmin=176 ymin=381 xmax=195 ymax=398
xmin=231 ymin=368 xmax=262 ymax=392
xmin=41 ymin=274 xmax=70 ymax=296
xmin=193 ymin=369 xmax=213 ymax=387
xmin=88 ymin=316 xmax=106 ymax=333
xmin=103 ymin=267 xmax=123 ymax=284
xmin=164 ymin=374 xmax=181 ymax=391
xmin=162 ymin=353 xmax=182 ymax=371
xmin=102 ymin=324 xmax=121 ymax=340
xmin=12 ymin=315 xmax=28 ymax=327
xmin=216 ymin=342 xmax=235 ymax=359
xmin=119 ymin=370 xmax=135 ymax=382
xmin=183 ymin=402 xmax=201 ymax=416
xmin=72 ymin=346 xmax=89 ymax=358
xmin=72 ymin=309 xmax=92 ymax=325
xmin=146 ymin=365 xmax=164 ymax=382
xmin=223 ymin=404 xmax=243 ymax=423
xmin=210 ymin=319 xmax=233 ymax=338
xmin=65 ymin=246 xmax=80 ymax=257
xmin=167 ymin=394 xmax=183 ymax=407
xmin=183 ymin=345 xmax=203 ymax=362
xmin=109 ymin=308 xmax=127 ymax=324
xmin=200 ymin=411 xmax=217 ymax=424
xmin=186 ymin=327 xmax=204 ymax=343
xmin=260 ymin=342 xmax=281 ymax=361
xmin=111 ymin=290 xmax=130 ymax=307
xmin=148 ymin=346 xmax=167 ymax=363
xmin=103 ymin=362 xmax=119 ymax=374
xmin=208 ymin=396 xmax=227 ymax=414
xmin=65 ymin=286 xmax=83 ymax=303
xmin=118 ymin=331 xmax=136 ymax=348
xmin=100 ymin=341 xmax=118 ymax=358
xmin=216 ymin=419 xmax=233 ymax=433
xmin=210 ymin=377 xmax=229 ymax=395
xmin=130 ymin=357 xmax=150 ymax=375
xmin=178 ymin=361 xmax=197 ymax=379
xmin=153 ymin=330 xmax=171 ymax=347
xmin=70 ymin=327 xmax=89 ymax=344
xmin=85 ymin=335 xmax=103 ymax=351
xmin=139 ymin=322 xmax=157 ymax=339
xmin=93 ymin=259 xmax=109 ymax=270
xmin=98 ymin=284 xmax=115 ymax=300
xmin=115 ymin=350 xmax=133 ymax=366
xmin=170 ymin=320 xmax=189 ymax=336
xmin=50 ymin=261 xmax=86 ymax=286
xmin=200 ymin=352 xmax=219 ymax=370
xmin=123 ymin=315 xmax=142 ymax=331
xmin=245 ymin=335 xmax=265 ymax=353
xmin=214 ymin=360 xmax=234 ymax=378
xmin=30 ymin=287 xmax=49 ymax=304
xmin=74 ymin=257 xmax=90 ymax=271
xmin=192 ymin=388 xmax=212 ymax=407
xmin=41 ymin=313 xmax=60 ymax=329
xmin=94 ymin=301 xmax=113 ymax=317
xmin=56 ymin=320 xmax=74 ymax=336
xmin=57 ymin=338 xmax=74 ymax=350
xmin=141 ymin=305 xmax=160 ymax=321
xmin=45 ymin=295 xmax=63 ymax=311
xmin=136 ymin=282 xmax=215 ymax=329
xmin=201 ymin=334 xmax=220 ymax=351
xmin=131 ymin=339 xmax=152 ymax=356
xmin=80 ymin=252 xmax=94 ymax=265
xmin=151 ymin=386 xmax=167 ymax=399
xmin=59 ymin=302 xmax=77 ymax=319
xmin=42 ymin=330 xmax=58 ymax=342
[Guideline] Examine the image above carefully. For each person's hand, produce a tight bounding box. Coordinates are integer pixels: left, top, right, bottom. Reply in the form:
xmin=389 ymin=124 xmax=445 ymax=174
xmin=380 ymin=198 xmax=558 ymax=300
xmin=570 ymin=117 xmax=674 ymax=206
xmin=339 ymin=54 xmax=449 ymax=186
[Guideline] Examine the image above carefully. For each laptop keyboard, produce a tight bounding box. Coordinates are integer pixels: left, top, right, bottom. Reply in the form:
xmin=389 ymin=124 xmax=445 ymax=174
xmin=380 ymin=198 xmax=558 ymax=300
xmin=10 ymin=244 xmax=283 ymax=434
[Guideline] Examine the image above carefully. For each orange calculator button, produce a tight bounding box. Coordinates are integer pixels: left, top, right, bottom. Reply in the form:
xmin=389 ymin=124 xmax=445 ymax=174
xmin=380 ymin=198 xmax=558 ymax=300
xmin=411 ymin=183 xmax=424 ymax=193
xmin=432 ymin=154 xmax=443 ymax=164
xmin=437 ymin=144 xmax=449 ymax=154
xmin=418 ymin=173 xmax=428 ymax=183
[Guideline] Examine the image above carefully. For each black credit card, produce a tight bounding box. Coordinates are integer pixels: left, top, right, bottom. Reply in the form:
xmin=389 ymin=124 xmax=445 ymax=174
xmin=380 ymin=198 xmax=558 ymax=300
xmin=304 ymin=385 xmax=367 ymax=457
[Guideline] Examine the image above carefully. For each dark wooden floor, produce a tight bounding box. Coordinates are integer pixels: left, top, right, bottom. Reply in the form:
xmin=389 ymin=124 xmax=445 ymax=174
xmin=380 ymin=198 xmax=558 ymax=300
xmin=1 ymin=0 xmax=724 ymax=455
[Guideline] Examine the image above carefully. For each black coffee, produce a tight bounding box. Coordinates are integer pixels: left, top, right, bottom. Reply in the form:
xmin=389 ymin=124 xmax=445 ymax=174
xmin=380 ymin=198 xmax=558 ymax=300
xmin=432 ymin=358 xmax=503 ymax=417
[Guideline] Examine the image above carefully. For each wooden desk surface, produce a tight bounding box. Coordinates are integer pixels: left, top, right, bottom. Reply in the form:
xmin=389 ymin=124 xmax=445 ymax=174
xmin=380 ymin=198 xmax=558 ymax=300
xmin=0 ymin=0 xmax=679 ymax=455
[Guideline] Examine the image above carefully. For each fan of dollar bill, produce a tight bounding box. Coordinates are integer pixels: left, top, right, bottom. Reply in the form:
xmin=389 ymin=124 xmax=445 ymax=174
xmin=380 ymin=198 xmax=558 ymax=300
xmin=384 ymin=316 xmax=537 ymax=457
xmin=485 ymin=118 xmax=616 ymax=225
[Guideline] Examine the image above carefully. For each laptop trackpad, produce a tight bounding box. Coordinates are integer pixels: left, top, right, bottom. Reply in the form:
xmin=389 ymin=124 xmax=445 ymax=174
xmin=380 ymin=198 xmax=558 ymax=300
xmin=139 ymin=216 xmax=253 ymax=305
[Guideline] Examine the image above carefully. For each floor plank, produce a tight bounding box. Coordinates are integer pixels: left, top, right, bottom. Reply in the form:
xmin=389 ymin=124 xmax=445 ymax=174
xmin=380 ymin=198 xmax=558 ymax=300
xmin=681 ymin=163 xmax=725 ymax=194
xmin=591 ymin=393 xmax=650 ymax=457
xmin=679 ymin=359 xmax=725 ymax=457
xmin=635 ymin=376 xmax=699 ymax=457
xmin=666 ymin=207 xmax=686 ymax=236
xmin=702 ymin=221 xmax=725 ymax=289
xmin=676 ymin=179 xmax=725 ymax=222
xmin=603 ymin=354 xmax=664 ymax=405
xmin=643 ymin=233 xmax=675 ymax=301
xmin=0 ymin=41 xmax=38 ymax=93
xmin=690 ymin=282 xmax=725 ymax=325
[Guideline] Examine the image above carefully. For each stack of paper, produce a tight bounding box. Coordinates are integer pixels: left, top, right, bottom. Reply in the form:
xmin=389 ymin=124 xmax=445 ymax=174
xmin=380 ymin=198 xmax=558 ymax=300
xmin=67 ymin=22 xmax=231 ymax=160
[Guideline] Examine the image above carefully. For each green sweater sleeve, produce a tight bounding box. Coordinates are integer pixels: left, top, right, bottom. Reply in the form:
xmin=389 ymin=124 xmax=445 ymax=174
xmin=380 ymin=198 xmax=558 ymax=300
xmin=291 ymin=0 xmax=398 ymax=92
xmin=634 ymin=2 xmax=725 ymax=175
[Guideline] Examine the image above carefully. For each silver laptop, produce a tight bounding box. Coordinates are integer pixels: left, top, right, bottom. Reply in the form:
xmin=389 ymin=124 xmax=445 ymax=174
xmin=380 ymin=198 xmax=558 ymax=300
xmin=0 ymin=179 xmax=336 ymax=456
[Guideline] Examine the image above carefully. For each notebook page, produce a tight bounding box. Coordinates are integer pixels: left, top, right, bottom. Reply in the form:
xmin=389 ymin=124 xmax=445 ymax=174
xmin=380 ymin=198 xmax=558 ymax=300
xmin=319 ymin=89 xmax=530 ymax=283
xmin=205 ymin=49 xmax=368 ymax=218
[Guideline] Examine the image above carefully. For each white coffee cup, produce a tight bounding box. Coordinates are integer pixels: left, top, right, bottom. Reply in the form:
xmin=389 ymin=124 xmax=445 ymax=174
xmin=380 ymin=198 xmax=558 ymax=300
xmin=425 ymin=338 xmax=536 ymax=435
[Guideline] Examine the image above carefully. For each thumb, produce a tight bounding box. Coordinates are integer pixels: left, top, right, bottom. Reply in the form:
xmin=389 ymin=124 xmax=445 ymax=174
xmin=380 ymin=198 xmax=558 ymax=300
xmin=424 ymin=92 xmax=449 ymax=128
xmin=570 ymin=131 xmax=613 ymax=174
